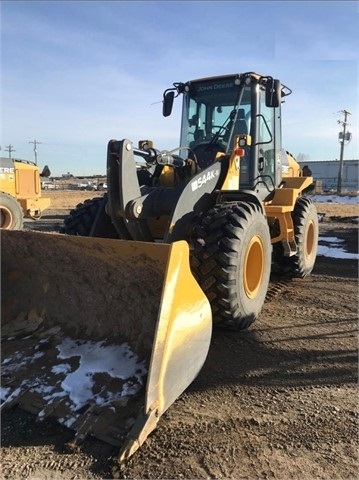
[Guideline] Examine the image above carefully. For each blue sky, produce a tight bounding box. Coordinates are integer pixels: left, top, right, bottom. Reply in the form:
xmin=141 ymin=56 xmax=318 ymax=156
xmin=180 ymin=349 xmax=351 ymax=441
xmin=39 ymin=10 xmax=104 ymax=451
xmin=1 ymin=0 xmax=358 ymax=177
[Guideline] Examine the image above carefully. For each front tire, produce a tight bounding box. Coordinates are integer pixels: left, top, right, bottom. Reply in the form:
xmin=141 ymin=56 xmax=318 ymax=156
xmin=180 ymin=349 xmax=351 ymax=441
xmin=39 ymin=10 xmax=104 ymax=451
xmin=191 ymin=202 xmax=271 ymax=330
xmin=60 ymin=195 xmax=120 ymax=237
xmin=0 ymin=192 xmax=24 ymax=230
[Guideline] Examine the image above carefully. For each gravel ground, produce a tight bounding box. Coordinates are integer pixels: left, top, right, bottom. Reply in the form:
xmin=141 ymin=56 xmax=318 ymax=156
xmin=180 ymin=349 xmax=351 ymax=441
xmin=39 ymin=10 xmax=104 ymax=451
xmin=1 ymin=192 xmax=358 ymax=479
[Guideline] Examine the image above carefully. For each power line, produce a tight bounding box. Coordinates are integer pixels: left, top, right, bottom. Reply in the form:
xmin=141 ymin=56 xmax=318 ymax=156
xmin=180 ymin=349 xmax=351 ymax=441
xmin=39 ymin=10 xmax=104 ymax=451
xmin=337 ymin=110 xmax=352 ymax=195
xmin=5 ymin=144 xmax=16 ymax=159
xmin=29 ymin=139 xmax=42 ymax=164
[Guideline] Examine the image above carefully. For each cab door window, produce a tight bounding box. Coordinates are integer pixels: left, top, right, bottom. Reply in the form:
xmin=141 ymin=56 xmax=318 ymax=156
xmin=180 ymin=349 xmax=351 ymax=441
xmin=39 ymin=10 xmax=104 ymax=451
xmin=258 ymin=89 xmax=276 ymax=184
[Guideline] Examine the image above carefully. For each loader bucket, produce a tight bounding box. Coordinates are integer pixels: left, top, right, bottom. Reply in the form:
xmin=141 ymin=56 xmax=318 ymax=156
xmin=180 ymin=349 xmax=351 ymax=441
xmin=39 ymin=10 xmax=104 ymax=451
xmin=1 ymin=230 xmax=212 ymax=461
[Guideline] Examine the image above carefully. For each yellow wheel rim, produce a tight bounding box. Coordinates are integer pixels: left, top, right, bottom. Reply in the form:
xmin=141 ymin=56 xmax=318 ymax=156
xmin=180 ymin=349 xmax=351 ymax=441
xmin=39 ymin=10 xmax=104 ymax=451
xmin=0 ymin=207 xmax=13 ymax=229
xmin=305 ymin=220 xmax=315 ymax=258
xmin=243 ymin=235 xmax=264 ymax=299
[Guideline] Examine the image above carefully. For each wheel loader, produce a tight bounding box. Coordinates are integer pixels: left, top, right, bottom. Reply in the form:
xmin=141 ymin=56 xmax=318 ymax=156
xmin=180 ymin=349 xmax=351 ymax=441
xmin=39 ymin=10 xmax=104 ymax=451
xmin=1 ymin=72 xmax=318 ymax=463
xmin=0 ymin=156 xmax=51 ymax=229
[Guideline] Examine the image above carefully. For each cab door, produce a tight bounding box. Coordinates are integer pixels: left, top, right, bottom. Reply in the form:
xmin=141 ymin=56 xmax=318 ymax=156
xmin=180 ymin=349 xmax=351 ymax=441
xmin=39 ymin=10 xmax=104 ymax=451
xmin=256 ymin=86 xmax=282 ymax=194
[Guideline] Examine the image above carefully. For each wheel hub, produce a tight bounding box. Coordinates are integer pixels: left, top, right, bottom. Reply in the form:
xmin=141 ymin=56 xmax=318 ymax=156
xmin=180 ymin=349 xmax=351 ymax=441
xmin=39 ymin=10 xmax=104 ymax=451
xmin=244 ymin=235 xmax=264 ymax=299
xmin=1 ymin=207 xmax=13 ymax=229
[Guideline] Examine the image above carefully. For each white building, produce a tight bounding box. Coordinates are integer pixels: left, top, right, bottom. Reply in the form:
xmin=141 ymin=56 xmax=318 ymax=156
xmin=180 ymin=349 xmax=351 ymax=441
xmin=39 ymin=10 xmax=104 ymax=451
xmin=298 ymin=159 xmax=358 ymax=193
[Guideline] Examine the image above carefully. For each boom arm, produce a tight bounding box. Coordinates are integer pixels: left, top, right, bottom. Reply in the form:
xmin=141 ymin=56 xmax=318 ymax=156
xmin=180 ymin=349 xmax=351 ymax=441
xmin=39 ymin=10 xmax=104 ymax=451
xmin=105 ymin=139 xmax=229 ymax=243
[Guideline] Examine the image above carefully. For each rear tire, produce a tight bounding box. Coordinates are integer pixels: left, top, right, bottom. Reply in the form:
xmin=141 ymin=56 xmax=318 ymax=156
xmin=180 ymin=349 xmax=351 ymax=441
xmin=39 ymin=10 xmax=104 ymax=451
xmin=272 ymin=197 xmax=318 ymax=277
xmin=191 ymin=202 xmax=271 ymax=330
xmin=0 ymin=192 xmax=24 ymax=230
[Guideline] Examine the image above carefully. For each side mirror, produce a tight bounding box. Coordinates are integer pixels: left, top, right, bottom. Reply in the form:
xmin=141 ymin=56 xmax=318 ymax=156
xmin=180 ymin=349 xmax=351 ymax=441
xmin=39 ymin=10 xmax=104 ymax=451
xmin=162 ymin=90 xmax=175 ymax=117
xmin=265 ymin=78 xmax=282 ymax=108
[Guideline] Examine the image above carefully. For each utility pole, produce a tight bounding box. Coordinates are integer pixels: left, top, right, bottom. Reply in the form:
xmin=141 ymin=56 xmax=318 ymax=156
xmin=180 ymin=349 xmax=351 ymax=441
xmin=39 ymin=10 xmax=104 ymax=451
xmin=5 ymin=145 xmax=15 ymax=159
xmin=337 ymin=109 xmax=352 ymax=195
xmin=29 ymin=139 xmax=42 ymax=164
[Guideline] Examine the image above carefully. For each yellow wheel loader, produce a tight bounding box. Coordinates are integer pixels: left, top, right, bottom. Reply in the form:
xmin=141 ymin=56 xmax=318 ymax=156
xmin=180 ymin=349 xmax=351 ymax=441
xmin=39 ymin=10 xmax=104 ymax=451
xmin=1 ymin=72 xmax=318 ymax=462
xmin=0 ymin=157 xmax=51 ymax=229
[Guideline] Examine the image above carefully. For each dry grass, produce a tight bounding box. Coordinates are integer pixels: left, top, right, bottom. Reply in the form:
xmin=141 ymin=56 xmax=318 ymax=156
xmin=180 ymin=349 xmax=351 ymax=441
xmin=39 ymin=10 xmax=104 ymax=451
xmin=44 ymin=190 xmax=103 ymax=211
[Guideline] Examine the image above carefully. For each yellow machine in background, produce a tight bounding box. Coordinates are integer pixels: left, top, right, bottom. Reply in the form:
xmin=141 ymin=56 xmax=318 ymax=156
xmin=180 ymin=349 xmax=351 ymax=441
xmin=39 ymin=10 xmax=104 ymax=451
xmin=0 ymin=157 xmax=51 ymax=229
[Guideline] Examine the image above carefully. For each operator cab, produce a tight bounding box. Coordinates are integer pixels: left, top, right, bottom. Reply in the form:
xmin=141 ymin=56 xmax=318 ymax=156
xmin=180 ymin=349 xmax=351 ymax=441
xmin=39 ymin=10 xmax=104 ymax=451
xmin=163 ymin=73 xmax=291 ymax=200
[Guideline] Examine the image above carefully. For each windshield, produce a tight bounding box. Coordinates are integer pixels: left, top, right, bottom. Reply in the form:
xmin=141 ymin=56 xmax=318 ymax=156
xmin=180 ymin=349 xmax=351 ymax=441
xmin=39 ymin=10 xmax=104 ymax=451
xmin=180 ymin=77 xmax=252 ymax=156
